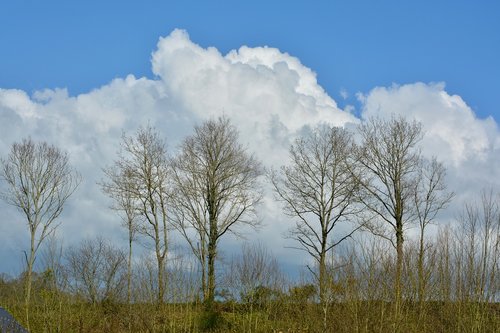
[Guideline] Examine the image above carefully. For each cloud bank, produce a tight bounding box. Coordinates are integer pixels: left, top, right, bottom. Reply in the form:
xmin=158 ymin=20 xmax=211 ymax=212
xmin=358 ymin=83 xmax=500 ymax=208
xmin=1 ymin=29 xmax=499 ymax=274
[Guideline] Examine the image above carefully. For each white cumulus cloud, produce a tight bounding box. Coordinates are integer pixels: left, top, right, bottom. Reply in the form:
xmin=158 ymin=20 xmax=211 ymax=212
xmin=359 ymin=82 xmax=499 ymax=165
xmin=359 ymin=82 xmax=500 ymax=209
xmin=1 ymin=30 xmax=499 ymax=276
xmin=0 ymin=29 xmax=356 ymax=274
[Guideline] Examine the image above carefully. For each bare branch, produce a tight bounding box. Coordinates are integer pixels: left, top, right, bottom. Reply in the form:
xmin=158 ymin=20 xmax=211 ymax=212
xmin=270 ymin=124 xmax=362 ymax=305
xmin=170 ymin=116 xmax=262 ymax=306
xmin=0 ymin=138 xmax=80 ymax=324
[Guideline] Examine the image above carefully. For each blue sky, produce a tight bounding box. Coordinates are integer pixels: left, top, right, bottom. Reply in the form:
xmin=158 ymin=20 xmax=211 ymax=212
xmin=1 ymin=1 xmax=500 ymax=275
xmin=1 ymin=1 xmax=499 ymax=118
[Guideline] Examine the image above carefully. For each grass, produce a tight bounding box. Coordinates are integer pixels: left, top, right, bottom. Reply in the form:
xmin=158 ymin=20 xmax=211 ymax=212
xmin=2 ymin=299 xmax=499 ymax=333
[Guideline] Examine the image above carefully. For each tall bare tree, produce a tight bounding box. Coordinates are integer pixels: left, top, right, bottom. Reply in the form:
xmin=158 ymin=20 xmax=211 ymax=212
xmin=171 ymin=117 xmax=262 ymax=308
xmin=0 ymin=138 xmax=80 ymax=329
xmin=101 ymin=162 xmax=139 ymax=307
xmin=270 ymin=125 xmax=362 ymax=332
xmin=456 ymin=190 xmax=499 ymax=302
xmin=413 ymin=157 xmax=453 ymax=314
xmin=355 ymin=116 xmax=422 ymax=317
xmin=114 ymin=126 xmax=170 ymax=304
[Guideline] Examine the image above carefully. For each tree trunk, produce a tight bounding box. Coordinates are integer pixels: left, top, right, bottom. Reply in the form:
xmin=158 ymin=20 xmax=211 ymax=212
xmin=319 ymin=227 xmax=327 ymax=304
xmin=206 ymin=182 xmax=217 ymax=310
xmin=155 ymin=222 xmax=165 ymax=305
xmin=318 ymin=218 xmax=329 ymax=333
xmin=199 ymin=235 xmax=208 ymax=301
xmin=127 ymin=231 xmax=132 ymax=332
xmin=417 ymin=227 xmax=425 ymax=321
xmin=127 ymin=233 xmax=132 ymax=305
xmin=24 ymin=233 xmax=35 ymax=332
xmin=319 ymin=253 xmax=327 ymax=303
xmin=319 ymin=245 xmax=328 ymax=333
xmin=201 ymin=256 xmax=207 ymax=301
xmin=395 ymin=223 xmax=404 ymax=325
xmin=206 ymin=237 xmax=217 ymax=309
xmin=157 ymin=256 xmax=164 ymax=304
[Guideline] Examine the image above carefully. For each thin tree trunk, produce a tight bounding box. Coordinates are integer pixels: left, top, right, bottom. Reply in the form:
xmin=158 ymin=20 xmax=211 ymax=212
xmin=127 ymin=233 xmax=132 ymax=304
xmin=201 ymin=255 xmax=207 ymax=301
xmin=206 ymin=182 xmax=217 ymax=310
xmin=127 ymin=232 xmax=132 ymax=332
xmin=206 ymin=237 xmax=217 ymax=310
xmin=157 ymin=256 xmax=164 ymax=304
xmin=24 ymin=230 xmax=36 ymax=332
xmin=319 ymin=236 xmax=328 ymax=333
xmin=395 ymin=224 xmax=404 ymax=326
xmin=417 ymin=227 xmax=426 ymax=322
xmin=319 ymin=253 xmax=327 ymax=303
xmin=319 ymin=231 xmax=327 ymax=304
xmin=25 ymin=265 xmax=32 ymax=332
xmin=155 ymin=223 xmax=165 ymax=305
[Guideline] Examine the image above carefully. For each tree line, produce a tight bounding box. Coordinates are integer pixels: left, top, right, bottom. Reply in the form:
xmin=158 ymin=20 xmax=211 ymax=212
xmin=0 ymin=115 xmax=499 ymax=332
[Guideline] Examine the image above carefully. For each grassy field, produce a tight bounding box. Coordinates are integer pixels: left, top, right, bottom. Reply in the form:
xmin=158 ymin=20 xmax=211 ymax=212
xmin=2 ymin=298 xmax=499 ymax=333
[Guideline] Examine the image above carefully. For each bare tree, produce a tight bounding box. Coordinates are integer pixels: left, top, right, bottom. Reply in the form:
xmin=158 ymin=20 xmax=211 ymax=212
xmin=132 ymin=253 xmax=159 ymax=304
xmin=476 ymin=190 xmax=500 ymax=303
xmin=227 ymin=242 xmax=284 ymax=306
xmin=113 ymin=126 xmax=170 ymax=304
xmin=101 ymin=161 xmax=139 ymax=307
xmin=0 ymin=138 xmax=80 ymax=329
xmin=455 ymin=190 xmax=499 ymax=302
xmin=66 ymin=237 xmax=126 ymax=303
xmin=270 ymin=125 xmax=362 ymax=332
xmin=355 ymin=116 xmax=422 ymax=316
xmin=413 ymin=157 xmax=453 ymax=314
xmin=170 ymin=117 xmax=262 ymax=308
